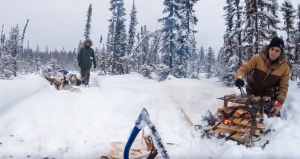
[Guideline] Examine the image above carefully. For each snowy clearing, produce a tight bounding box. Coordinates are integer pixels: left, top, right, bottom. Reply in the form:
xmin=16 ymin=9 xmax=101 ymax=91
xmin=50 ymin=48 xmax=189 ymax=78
xmin=0 ymin=73 xmax=299 ymax=159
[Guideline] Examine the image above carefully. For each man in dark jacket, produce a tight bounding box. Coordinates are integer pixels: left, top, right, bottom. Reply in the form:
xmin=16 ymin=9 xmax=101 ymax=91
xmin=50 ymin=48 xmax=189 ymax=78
xmin=77 ymin=39 xmax=96 ymax=87
xmin=234 ymin=37 xmax=290 ymax=117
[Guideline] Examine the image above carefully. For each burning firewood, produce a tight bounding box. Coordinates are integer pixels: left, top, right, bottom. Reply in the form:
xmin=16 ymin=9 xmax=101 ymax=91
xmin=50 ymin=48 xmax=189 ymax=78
xmin=208 ymin=94 xmax=273 ymax=147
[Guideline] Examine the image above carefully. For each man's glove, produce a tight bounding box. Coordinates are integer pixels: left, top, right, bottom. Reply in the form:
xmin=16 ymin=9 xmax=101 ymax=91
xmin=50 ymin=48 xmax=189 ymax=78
xmin=235 ymin=79 xmax=245 ymax=88
xmin=269 ymin=101 xmax=282 ymax=117
xmin=94 ymin=66 xmax=96 ymax=69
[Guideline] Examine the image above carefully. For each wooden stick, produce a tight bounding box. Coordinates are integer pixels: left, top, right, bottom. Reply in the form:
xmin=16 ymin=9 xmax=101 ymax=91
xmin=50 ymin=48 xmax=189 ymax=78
xmin=180 ymin=108 xmax=198 ymax=131
xmin=170 ymin=95 xmax=198 ymax=131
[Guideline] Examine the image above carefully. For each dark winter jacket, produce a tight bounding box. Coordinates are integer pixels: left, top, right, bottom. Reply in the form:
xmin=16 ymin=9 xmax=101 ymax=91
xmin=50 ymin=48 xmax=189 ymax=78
xmin=235 ymin=45 xmax=290 ymax=103
xmin=77 ymin=39 xmax=96 ymax=69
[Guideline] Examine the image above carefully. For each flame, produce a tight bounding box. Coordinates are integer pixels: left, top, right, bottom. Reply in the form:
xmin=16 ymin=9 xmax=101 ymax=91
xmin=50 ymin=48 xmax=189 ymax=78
xmin=224 ymin=120 xmax=234 ymax=125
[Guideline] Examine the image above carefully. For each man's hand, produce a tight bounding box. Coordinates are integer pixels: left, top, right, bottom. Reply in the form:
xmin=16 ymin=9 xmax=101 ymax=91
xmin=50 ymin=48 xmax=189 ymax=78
xmin=235 ymin=79 xmax=245 ymax=88
xmin=269 ymin=101 xmax=282 ymax=117
xmin=94 ymin=66 xmax=96 ymax=69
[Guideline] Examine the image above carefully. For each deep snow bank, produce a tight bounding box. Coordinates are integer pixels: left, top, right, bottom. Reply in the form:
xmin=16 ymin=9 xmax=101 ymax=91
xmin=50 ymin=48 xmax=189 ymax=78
xmin=0 ymin=74 xmax=49 ymax=112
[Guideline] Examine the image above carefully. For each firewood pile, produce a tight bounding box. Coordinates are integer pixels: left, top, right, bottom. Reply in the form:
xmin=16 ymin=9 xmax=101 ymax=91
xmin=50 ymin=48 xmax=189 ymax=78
xmin=209 ymin=94 xmax=273 ymax=147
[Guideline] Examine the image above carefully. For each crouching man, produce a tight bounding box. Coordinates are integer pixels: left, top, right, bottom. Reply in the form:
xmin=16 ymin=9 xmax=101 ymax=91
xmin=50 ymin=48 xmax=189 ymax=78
xmin=234 ymin=37 xmax=290 ymax=117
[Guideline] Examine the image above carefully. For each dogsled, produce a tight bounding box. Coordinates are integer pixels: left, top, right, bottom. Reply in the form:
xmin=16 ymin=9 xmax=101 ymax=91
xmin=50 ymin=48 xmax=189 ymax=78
xmin=101 ymin=108 xmax=169 ymax=159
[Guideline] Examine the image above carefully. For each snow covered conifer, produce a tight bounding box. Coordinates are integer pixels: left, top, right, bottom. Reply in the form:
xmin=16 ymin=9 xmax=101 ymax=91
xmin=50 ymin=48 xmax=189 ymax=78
xmin=77 ymin=40 xmax=82 ymax=53
xmin=6 ymin=25 xmax=20 ymax=77
xmin=268 ymin=0 xmax=280 ymax=38
xmin=84 ymin=4 xmax=92 ymax=40
xmin=223 ymin=0 xmax=234 ymax=62
xmin=281 ymin=0 xmax=296 ymax=54
xmin=110 ymin=0 xmax=127 ymax=57
xmin=223 ymin=53 xmax=239 ymax=86
xmin=0 ymin=25 xmax=5 ymax=58
xmin=205 ymin=47 xmax=215 ymax=79
xmin=215 ymin=47 xmax=225 ymax=78
xmin=244 ymin=0 xmax=280 ymax=56
xmin=127 ymin=0 xmax=138 ymax=56
xmin=290 ymin=4 xmax=300 ymax=80
xmin=108 ymin=0 xmax=127 ymax=74
xmin=158 ymin=0 xmax=182 ymax=77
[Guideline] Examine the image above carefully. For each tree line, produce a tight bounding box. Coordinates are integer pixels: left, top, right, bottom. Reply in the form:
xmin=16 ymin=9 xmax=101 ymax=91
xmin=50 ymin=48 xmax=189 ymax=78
xmin=0 ymin=0 xmax=299 ymax=85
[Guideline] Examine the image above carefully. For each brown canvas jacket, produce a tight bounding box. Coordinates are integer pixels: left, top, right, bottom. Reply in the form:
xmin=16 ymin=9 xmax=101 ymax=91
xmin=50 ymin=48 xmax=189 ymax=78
xmin=235 ymin=45 xmax=290 ymax=103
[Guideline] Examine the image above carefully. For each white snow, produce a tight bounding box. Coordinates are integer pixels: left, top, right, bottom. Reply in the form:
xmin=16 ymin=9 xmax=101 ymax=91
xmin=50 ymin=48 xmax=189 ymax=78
xmin=0 ymin=73 xmax=300 ymax=158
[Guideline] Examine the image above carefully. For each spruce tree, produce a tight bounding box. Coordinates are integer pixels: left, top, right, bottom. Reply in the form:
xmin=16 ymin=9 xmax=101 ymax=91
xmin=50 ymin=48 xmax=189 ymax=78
xmin=291 ymin=4 xmax=300 ymax=80
xmin=232 ymin=0 xmax=243 ymax=66
xmin=244 ymin=0 xmax=280 ymax=55
xmin=215 ymin=47 xmax=225 ymax=79
xmin=206 ymin=47 xmax=215 ymax=79
xmin=222 ymin=0 xmax=240 ymax=84
xmin=127 ymin=0 xmax=138 ymax=55
xmin=110 ymin=0 xmax=127 ymax=57
xmin=223 ymin=0 xmax=234 ymax=62
xmin=84 ymin=4 xmax=92 ymax=40
xmin=198 ymin=45 xmax=205 ymax=73
xmin=0 ymin=25 xmax=5 ymax=58
xmin=268 ymin=0 xmax=280 ymax=38
xmin=107 ymin=0 xmax=127 ymax=74
xmin=158 ymin=0 xmax=182 ymax=78
xmin=6 ymin=25 xmax=20 ymax=77
xmin=281 ymin=0 xmax=296 ymax=54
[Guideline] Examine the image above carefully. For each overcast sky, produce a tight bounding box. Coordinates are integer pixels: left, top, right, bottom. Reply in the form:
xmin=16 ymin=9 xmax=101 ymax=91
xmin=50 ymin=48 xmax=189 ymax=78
xmin=0 ymin=0 xmax=299 ymax=53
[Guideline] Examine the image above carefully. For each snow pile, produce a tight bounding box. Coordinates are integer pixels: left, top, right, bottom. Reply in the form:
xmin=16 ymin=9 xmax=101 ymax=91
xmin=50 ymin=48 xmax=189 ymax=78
xmin=0 ymin=74 xmax=48 ymax=112
xmin=0 ymin=72 xmax=299 ymax=158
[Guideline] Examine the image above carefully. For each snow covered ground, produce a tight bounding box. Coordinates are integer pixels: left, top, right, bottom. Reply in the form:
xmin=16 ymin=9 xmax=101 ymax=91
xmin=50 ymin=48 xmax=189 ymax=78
xmin=0 ymin=72 xmax=299 ymax=159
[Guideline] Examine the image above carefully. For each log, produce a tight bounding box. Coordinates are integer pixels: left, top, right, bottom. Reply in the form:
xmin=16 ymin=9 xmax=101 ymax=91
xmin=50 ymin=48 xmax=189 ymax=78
xmin=234 ymin=108 xmax=245 ymax=118
xmin=209 ymin=122 xmax=221 ymax=130
xmin=227 ymin=103 xmax=246 ymax=108
xmin=111 ymin=150 xmax=121 ymax=159
xmin=255 ymin=130 xmax=261 ymax=136
xmin=217 ymin=124 xmax=251 ymax=133
xmin=241 ymin=119 xmax=249 ymax=125
xmin=243 ymin=113 xmax=264 ymax=118
xmin=233 ymin=118 xmax=243 ymax=124
xmin=231 ymin=132 xmax=246 ymax=142
xmin=217 ymin=108 xmax=224 ymax=112
xmin=256 ymin=122 xmax=266 ymax=130
xmin=217 ymin=116 xmax=225 ymax=123
xmin=245 ymin=122 xmax=266 ymax=130
xmin=212 ymin=128 xmax=237 ymax=136
xmin=223 ymin=107 xmax=236 ymax=114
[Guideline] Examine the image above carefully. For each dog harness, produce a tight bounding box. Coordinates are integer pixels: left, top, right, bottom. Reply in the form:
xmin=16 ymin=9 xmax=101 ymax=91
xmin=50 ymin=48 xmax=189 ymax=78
xmin=53 ymin=82 xmax=62 ymax=90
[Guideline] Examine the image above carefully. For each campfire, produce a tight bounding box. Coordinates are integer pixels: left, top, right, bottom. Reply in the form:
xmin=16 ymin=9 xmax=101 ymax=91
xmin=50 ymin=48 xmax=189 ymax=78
xmin=209 ymin=94 xmax=271 ymax=145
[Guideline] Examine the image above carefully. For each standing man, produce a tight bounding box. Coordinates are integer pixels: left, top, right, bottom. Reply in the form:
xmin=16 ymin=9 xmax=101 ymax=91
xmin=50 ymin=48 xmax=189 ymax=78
xmin=234 ymin=37 xmax=290 ymax=117
xmin=78 ymin=39 xmax=96 ymax=87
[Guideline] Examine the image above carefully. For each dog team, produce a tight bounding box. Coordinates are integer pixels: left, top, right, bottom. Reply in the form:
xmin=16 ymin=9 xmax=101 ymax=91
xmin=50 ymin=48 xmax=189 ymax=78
xmin=44 ymin=39 xmax=97 ymax=93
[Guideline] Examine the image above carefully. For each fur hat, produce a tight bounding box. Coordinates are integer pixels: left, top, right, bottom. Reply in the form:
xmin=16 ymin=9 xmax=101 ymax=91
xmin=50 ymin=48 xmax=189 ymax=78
xmin=268 ymin=37 xmax=284 ymax=52
xmin=84 ymin=39 xmax=93 ymax=46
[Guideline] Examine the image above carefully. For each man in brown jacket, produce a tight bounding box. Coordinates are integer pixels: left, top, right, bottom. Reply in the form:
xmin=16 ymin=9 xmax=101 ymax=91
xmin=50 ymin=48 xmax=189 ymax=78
xmin=235 ymin=37 xmax=290 ymax=117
